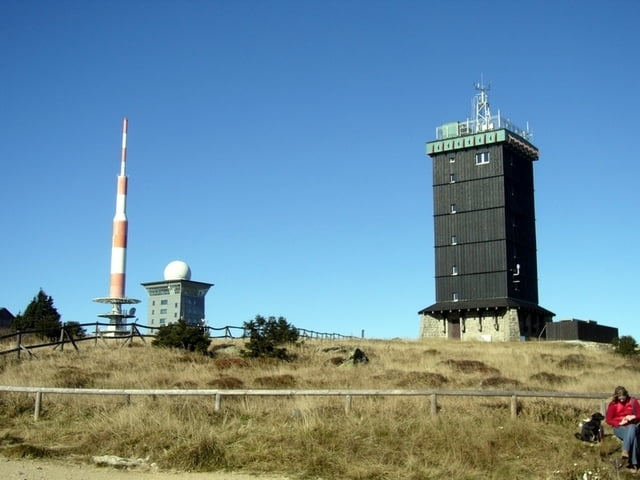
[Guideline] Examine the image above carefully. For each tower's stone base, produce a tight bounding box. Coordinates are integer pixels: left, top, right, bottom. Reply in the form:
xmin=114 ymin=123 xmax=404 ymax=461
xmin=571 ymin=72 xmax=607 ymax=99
xmin=419 ymin=301 xmax=552 ymax=341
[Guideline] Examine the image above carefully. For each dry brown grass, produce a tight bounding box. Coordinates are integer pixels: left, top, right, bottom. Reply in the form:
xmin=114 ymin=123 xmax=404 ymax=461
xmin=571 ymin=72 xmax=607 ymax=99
xmin=0 ymin=338 xmax=636 ymax=479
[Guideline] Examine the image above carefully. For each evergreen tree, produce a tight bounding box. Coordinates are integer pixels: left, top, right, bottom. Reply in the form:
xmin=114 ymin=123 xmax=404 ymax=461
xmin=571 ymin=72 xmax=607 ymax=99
xmin=152 ymin=319 xmax=211 ymax=354
xmin=242 ymin=315 xmax=299 ymax=360
xmin=11 ymin=289 xmax=62 ymax=341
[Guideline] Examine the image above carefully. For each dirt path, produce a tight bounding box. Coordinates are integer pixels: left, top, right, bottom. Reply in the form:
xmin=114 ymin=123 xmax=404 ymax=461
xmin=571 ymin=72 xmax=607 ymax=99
xmin=1 ymin=456 xmax=292 ymax=480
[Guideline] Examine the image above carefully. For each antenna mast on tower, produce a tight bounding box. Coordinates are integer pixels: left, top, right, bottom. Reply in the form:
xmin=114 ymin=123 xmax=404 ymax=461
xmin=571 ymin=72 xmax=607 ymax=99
xmin=473 ymin=78 xmax=492 ymax=133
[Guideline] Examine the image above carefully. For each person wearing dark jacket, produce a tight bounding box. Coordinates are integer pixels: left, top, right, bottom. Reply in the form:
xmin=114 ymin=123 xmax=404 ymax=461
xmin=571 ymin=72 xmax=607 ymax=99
xmin=606 ymin=386 xmax=640 ymax=471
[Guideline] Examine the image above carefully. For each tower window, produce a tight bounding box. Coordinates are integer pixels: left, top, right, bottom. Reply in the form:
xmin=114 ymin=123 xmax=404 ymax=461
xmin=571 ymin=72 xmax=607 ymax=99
xmin=160 ymin=299 xmax=168 ymax=305
xmin=160 ymin=309 xmax=167 ymax=314
xmin=450 ymin=204 xmax=457 ymax=214
xmin=451 ymin=235 xmax=457 ymax=245
xmin=449 ymin=173 xmax=456 ymax=183
xmin=449 ymin=157 xmax=455 ymax=163
xmin=475 ymin=152 xmax=490 ymax=165
xmin=452 ymin=292 xmax=459 ymax=301
xmin=452 ymin=265 xmax=458 ymax=275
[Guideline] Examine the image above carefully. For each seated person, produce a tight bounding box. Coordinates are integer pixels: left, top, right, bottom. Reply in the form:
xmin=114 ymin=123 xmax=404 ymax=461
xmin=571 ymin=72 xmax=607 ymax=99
xmin=606 ymin=386 xmax=640 ymax=470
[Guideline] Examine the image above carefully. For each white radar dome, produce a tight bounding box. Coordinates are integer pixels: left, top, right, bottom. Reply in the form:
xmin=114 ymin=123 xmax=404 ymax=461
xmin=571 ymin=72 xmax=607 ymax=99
xmin=163 ymin=260 xmax=191 ymax=281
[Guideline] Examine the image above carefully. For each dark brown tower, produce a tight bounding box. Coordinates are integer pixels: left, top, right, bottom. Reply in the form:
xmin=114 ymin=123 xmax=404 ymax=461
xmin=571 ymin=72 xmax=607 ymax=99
xmin=419 ymin=83 xmax=553 ymax=340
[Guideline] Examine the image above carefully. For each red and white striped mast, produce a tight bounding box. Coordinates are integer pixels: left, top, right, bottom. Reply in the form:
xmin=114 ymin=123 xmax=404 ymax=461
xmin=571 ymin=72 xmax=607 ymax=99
xmin=110 ymin=117 xmax=129 ymax=299
xmin=94 ymin=118 xmax=139 ymax=332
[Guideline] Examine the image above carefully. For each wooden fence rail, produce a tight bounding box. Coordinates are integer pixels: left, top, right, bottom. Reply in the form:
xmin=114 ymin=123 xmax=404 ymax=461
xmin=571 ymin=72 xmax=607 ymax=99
xmin=0 ymin=385 xmax=610 ymax=421
xmin=0 ymin=322 xmax=356 ymax=358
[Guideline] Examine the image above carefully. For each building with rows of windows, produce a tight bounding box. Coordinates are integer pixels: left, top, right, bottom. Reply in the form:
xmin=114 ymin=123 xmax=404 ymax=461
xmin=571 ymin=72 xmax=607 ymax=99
xmin=419 ymin=84 xmax=553 ymax=341
xmin=141 ymin=260 xmax=213 ymax=330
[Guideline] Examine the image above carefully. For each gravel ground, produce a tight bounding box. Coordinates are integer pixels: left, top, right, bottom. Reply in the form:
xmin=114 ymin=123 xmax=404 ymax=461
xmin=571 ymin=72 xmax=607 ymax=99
xmin=1 ymin=456 xmax=293 ymax=480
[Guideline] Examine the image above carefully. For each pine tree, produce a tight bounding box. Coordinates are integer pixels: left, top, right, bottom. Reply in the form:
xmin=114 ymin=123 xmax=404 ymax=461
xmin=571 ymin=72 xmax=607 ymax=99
xmin=242 ymin=315 xmax=299 ymax=360
xmin=11 ymin=289 xmax=62 ymax=341
xmin=151 ymin=319 xmax=211 ymax=354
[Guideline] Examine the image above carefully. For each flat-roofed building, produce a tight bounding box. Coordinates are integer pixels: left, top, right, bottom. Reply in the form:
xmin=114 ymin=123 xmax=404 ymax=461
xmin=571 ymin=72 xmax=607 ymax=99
xmin=142 ymin=260 xmax=213 ymax=330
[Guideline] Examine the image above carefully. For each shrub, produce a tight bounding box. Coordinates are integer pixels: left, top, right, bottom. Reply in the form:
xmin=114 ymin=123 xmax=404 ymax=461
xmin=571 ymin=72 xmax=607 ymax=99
xmin=480 ymin=376 xmax=522 ymax=388
xmin=214 ymin=358 xmax=250 ymax=370
xmin=557 ymin=354 xmax=586 ymax=369
xmin=152 ymin=319 xmax=211 ymax=354
xmin=241 ymin=315 xmax=299 ymax=360
xmin=441 ymin=359 xmax=500 ymax=375
xmin=612 ymin=336 xmax=638 ymax=357
xmin=207 ymin=376 xmax=244 ymax=389
xmin=52 ymin=367 xmax=95 ymax=388
xmin=255 ymin=374 xmax=297 ymax=388
xmin=64 ymin=321 xmax=86 ymax=338
xmin=529 ymin=372 xmax=572 ymax=386
xmin=393 ymin=371 xmax=449 ymax=388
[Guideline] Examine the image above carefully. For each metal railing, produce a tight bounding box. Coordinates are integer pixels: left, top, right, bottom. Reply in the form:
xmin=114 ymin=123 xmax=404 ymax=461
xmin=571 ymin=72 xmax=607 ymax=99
xmin=436 ymin=112 xmax=531 ymax=141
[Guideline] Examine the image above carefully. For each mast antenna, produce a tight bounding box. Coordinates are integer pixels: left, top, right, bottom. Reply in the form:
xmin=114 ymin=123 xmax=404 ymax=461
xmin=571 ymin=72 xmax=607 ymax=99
xmin=473 ymin=77 xmax=492 ymax=132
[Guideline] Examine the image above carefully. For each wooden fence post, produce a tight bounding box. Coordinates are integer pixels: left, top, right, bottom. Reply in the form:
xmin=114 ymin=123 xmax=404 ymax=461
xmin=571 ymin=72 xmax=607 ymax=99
xmin=54 ymin=328 xmax=65 ymax=352
xmin=510 ymin=395 xmax=518 ymax=418
xmin=430 ymin=393 xmax=438 ymax=416
xmin=16 ymin=331 xmax=21 ymax=360
xmin=345 ymin=395 xmax=352 ymax=414
xmin=34 ymin=391 xmax=42 ymax=421
xmin=214 ymin=393 xmax=221 ymax=412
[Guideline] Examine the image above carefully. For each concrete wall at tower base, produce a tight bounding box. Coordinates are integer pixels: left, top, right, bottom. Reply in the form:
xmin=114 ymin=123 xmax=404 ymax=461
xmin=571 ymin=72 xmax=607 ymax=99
xmin=420 ymin=307 xmax=547 ymax=341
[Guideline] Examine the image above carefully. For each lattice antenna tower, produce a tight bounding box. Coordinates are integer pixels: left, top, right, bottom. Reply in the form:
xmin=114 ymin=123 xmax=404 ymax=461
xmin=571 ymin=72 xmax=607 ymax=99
xmin=473 ymin=79 xmax=493 ymax=132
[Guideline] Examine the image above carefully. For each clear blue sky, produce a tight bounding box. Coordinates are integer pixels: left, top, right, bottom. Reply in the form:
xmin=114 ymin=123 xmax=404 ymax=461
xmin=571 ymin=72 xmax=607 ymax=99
xmin=1 ymin=0 xmax=638 ymax=340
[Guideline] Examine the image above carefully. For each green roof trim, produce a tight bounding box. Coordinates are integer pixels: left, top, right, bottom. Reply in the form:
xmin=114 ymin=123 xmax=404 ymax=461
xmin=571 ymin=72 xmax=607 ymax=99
xmin=426 ymin=129 xmax=508 ymax=155
xmin=426 ymin=129 xmax=539 ymax=160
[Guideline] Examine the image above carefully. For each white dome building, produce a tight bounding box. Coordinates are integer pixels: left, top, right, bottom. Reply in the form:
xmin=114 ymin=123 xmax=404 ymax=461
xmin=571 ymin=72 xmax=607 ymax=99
xmin=141 ymin=261 xmax=213 ymax=330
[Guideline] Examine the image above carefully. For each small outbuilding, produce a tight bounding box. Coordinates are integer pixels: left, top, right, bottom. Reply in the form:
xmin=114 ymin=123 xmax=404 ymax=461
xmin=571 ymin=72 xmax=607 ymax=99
xmin=544 ymin=318 xmax=618 ymax=344
xmin=0 ymin=307 xmax=15 ymax=329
